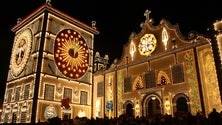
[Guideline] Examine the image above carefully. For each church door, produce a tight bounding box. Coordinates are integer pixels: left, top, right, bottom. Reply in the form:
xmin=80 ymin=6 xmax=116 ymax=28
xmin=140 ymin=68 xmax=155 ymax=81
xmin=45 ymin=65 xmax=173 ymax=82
xmin=147 ymin=98 xmax=161 ymax=117
xmin=176 ymin=97 xmax=188 ymax=113
xmin=126 ymin=103 xmax=133 ymax=116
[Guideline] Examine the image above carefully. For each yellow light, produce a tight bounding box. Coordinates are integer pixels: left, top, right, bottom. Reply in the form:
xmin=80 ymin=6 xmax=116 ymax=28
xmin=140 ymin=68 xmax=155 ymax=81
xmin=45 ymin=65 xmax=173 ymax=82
xmin=165 ymin=100 xmax=170 ymax=110
xmin=151 ymin=97 xmax=156 ymax=100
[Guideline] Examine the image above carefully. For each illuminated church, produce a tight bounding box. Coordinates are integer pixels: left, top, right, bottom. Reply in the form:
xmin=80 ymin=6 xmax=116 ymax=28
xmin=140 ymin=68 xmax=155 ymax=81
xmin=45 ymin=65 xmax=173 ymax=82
xmin=1 ymin=1 xmax=222 ymax=124
xmin=93 ymin=11 xmax=222 ymax=118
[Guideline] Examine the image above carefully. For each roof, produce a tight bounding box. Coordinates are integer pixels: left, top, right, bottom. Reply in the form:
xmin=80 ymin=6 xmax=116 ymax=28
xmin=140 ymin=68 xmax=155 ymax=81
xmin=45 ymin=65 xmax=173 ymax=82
xmin=11 ymin=3 xmax=99 ymax=35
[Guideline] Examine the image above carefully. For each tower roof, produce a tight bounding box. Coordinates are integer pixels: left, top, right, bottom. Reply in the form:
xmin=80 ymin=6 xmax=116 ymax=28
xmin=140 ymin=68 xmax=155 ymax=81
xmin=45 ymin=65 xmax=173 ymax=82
xmin=11 ymin=2 xmax=99 ymax=35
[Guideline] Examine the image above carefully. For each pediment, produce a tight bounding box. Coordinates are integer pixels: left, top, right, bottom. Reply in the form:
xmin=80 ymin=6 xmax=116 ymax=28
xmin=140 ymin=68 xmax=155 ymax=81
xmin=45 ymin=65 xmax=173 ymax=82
xmin=114 ymin=18 xmax=207 ymax=66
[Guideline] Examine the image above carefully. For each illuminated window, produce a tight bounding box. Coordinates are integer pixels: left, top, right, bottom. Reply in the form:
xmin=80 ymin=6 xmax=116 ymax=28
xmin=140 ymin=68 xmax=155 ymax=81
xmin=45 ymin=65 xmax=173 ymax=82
xmin=44 ymin=84 xmax=54 ymax=101
xmin=63 ymin=88 xmax=72 ymax=100
xmin=171 ymin=64 xmax=184 ymax=84
xmin=4 ymin=113 xmax=9 ymax=123
xmin=80 ymin=91 xmax=87 ymax=105
xmin=46 ymin=60 xmax=56 ymax=75
xmin=24 ymin=84 xmax=30 ymax=100
xmin=7 ymin=89 xmax=12 ymax=103
xmin=145 ymin=70 xmax=156 ymax=88
xmin=12 ymin=113 xmax=17 ymax=123
xmin=15 ymin=87 xmax=21 ymax=102
xmin=133 ymin=75 xmax=144 ymax=90
xmin=157 ymin=71 xmax=170 ymax=86
xmin=124 ymin=76 xmax=132 ymax=93
xmin=20 ymin=112 xmax=27 ymax=123
xmin=97 ymin=82 xmax=104 ymax=97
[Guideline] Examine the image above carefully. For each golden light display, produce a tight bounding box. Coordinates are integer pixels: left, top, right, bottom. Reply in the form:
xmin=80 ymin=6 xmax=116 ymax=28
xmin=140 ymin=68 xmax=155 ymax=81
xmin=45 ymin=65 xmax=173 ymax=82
xmin=138 ymin=33 xmax=157 ymax=56
xmin=54 ymin=29 xmax=89 ymax=79
xmin=11 ymin=28 xmax=32 ymax=77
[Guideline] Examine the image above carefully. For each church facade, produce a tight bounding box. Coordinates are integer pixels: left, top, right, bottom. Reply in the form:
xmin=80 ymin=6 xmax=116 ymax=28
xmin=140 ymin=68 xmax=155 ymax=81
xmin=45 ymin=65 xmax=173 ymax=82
xmin=1 ymin=1 xmax=222 ymax=124
xmin=92 ymin=10 xmax=222 ymax=119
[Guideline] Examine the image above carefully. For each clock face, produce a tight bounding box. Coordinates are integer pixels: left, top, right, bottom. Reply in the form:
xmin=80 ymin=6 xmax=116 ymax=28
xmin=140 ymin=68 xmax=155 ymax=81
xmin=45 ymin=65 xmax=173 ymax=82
xmin=54 ymin=29 xmax=89 ymax=79
xmin=138 ymin=34 xmax=157 ymax=56
xmin=11 ymin=28 xmax=32 ymax=77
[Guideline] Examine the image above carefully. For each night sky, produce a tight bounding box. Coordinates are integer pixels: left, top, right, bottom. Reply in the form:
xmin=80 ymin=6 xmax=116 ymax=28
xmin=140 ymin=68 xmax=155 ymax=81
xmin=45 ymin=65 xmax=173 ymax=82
xmin=0 ymin=0 xmax=221 ymax=103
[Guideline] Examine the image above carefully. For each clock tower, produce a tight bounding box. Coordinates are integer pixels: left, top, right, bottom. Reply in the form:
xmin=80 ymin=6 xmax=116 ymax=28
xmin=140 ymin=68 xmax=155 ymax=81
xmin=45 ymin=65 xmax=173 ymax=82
xmin=2 ymin=1 xmax=99 ymax=124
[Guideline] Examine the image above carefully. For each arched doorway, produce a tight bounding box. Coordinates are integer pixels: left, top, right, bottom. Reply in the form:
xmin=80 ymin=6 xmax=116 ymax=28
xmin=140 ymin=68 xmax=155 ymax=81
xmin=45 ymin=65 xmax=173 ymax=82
xmin=172 ymin=93 xmax=190 ymax=115
xmin=147 ymin=97 xmax=161 ymax=117
xmin=126 ymin=103 xmax=133 ymax=116
xmin=123 ymin=100 xmax=134 ymax=116
xmin=176 ymin=97 xmax=188 ymax=112
xmin=142 ymin=93 xmax=163 ymax=117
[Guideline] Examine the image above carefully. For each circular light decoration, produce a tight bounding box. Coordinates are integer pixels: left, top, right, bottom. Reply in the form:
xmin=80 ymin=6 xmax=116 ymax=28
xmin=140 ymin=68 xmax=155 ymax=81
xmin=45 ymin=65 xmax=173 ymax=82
xmin=44 ymin=104 xmax=57 ymax=119
xmin=138 ymin=33 xmax=157 ymax=56
xmin=11 ymin=28 xmax=32 ymax=77
xmin=54 ymin=29 xmax=89 ymax=79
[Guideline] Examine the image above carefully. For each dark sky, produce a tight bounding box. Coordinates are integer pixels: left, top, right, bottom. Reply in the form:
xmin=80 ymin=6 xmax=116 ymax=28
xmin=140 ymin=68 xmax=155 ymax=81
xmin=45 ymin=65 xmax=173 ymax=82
xmin=0 ymin=0 xmax=221 ymax=102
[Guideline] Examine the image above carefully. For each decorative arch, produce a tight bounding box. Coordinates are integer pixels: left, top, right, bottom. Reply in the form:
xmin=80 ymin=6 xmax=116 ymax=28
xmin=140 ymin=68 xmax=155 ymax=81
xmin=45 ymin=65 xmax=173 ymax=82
xmin=172 ymin=93 xmax=190 ymax=115
xmin=123 ymin=100 xmax=134 ymax=116
xmin=133 ymin=74 xmax=144 ymax=90
xmin=157 ymin=70 xmax=171 ymax=86
xmin=141 ymin=93 xmax=163 ymax=117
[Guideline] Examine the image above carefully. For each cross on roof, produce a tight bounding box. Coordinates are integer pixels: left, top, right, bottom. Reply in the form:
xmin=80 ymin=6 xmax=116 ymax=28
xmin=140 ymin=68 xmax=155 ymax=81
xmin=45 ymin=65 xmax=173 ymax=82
xmin=144 ymin=9 xmax=151 ymax=21
xmin=46 ymin=0 xmax=51 ymax=5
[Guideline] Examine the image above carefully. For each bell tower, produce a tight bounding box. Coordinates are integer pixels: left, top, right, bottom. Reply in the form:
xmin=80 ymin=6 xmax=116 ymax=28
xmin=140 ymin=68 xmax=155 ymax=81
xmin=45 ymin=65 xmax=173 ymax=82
xmin=2 ymin=1 xmax=99 ymax=124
